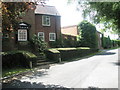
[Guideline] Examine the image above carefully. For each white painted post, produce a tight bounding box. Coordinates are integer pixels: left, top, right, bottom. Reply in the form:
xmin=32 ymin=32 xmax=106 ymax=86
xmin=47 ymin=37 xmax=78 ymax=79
xmin=30 ymin=61 xmax=32 ymax=69
xmin=59 ymin=54 xmax=61 ymax=63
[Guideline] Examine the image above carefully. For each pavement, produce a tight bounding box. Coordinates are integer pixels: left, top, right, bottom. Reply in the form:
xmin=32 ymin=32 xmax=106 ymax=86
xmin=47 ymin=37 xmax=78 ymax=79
xmin=2 ymin=49 xmax=119 ymax=89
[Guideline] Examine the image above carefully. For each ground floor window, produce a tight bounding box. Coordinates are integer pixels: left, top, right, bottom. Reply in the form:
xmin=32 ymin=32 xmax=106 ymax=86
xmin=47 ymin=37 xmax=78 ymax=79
xmin=38 ymin=32 xmax=44 ymax=41
xmin=18 ymin=29 xmax=27 ymax=41
xmin=49 ymin=33 xmax=56 ymax=41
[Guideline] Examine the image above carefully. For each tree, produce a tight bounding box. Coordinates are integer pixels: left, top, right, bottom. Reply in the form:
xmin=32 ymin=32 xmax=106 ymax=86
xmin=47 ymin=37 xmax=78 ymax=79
xmin=78 ymin=20 xmax=98 ymax=48
xmin=2 ymin=1 xmax=45 ymax=32
xmin=2 ymin=2 xmax=31 ymax=32
xmin=76 ymin=1 xmax=120 ymax=33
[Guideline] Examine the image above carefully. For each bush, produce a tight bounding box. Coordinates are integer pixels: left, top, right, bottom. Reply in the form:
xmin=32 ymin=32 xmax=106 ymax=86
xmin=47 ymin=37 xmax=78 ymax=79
xmin=2 ymin=50 xmax=37 ymax=69
xmin=31 ymin=34 xmax=47 ymax=52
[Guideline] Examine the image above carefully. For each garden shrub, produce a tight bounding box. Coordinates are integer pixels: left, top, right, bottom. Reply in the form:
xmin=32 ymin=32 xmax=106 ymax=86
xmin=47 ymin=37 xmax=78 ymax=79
xmin=2 ymin=50 xmax=37 ymax=69
xmin=31 ymin=34 xmax=47 ymax=52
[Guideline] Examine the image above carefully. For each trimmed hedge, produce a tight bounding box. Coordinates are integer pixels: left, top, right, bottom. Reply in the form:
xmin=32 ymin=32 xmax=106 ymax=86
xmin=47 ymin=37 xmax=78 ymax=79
xmin=45 ymin=49 xmax=61 ymax=62
xmin=2 ymin=51 xmax=37 ymax=69
xmin=45 ymin=47 xmax=98 ymax=61
xmin=59 ymin=48 xmax=97 ymax=61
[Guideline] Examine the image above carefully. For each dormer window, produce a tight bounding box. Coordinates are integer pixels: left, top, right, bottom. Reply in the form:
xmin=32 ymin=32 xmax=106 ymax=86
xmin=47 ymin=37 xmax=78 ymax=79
xmin=42 ymin=15 xmax=50 ymax=26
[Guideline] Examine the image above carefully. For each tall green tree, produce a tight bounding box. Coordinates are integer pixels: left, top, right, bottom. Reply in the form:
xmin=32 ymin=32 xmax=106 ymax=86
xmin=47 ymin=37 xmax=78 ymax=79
xmin=76 ymin=1 xmax=120 ymax=34
xmin=78 ymin=20 xmax=98 ymax=48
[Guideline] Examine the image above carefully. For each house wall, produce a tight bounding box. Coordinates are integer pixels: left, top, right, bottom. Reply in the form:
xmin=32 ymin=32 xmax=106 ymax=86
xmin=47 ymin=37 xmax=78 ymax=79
xmin=22 ymin=9 xmax=35 ymax=40
xmin=35 ymin=14 xmax=61 ymax=43
xmin=62 ymin=34 xmax=76 ymax=41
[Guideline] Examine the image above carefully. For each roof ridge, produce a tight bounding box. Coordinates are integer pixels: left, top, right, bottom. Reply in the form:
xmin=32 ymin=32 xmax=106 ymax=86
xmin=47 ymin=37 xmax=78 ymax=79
xmin=61 ymin=25 xmax=78 ymax=29
xmin=37 ymin=4 xmax=55 ymax=7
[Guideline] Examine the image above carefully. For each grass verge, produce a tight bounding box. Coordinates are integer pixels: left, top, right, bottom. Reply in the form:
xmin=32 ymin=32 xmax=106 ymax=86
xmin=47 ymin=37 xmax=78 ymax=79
xmin=2 ymin=68 xmax=30 ymax=78
xmin=106 ymin=47 xmax=120 ymax=50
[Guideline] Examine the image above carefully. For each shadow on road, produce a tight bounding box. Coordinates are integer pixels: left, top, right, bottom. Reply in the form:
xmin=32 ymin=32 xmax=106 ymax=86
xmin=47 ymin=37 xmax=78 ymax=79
xmin=2 ymin=80 xmax=118 ymax=90
xmin=112 ymin=62 xmax=120 ymax=66
xmin=2 ymin=79 xmax=68 ymax=88
xmin=24 ymin=70 xmax=48 ymax=79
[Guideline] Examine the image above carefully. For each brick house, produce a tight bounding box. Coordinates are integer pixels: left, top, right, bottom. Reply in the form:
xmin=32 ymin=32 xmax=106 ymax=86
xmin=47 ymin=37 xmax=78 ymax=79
xmin=61 ymin=25 xmax=78 ymax=41
xmin=2 ymin=5 xmax=61 ymax=51
xmin=35 ymin=5 xmax=61 ymax=43
xmin=61 ymin=25 xmax=103 ymax=49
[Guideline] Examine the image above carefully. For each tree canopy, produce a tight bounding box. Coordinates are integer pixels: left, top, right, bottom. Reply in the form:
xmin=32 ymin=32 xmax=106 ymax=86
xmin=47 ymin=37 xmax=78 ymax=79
xmin=76 ymin=1 xmax=120 ymax=34
xmin=2 ymin=1 xmax=44 ymax=32
xmin=2 ymin=2 xmax=30 ymax=32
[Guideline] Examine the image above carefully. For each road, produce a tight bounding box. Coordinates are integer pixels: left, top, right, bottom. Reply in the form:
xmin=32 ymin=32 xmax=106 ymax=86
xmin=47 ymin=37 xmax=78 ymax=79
xmin=2 ymin=49 xmax=119 ymax=88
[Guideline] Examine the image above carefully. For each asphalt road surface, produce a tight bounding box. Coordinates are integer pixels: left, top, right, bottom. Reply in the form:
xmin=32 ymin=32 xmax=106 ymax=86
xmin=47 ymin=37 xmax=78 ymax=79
xmin=3 ymin=49 xmax=119 ymax=88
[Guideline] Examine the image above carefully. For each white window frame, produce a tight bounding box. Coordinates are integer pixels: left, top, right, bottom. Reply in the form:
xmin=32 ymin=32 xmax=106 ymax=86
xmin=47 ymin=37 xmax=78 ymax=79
xmin=49 ymin=33 xmax=56 ymax=41
xmin=18 ymin=29 xmax=27 ymax=41
xmin=38 ymin=32 xmax=44 ymax=41
xmin=42 ymin=15 xmax=50 ymax=26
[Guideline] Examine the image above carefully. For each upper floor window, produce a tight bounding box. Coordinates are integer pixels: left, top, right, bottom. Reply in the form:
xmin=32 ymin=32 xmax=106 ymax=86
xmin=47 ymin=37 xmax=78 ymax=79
xmin=18 ymin=29 xmax=27 ymax=41
xmin=38 ymin=32 xmax=44 ymax=41
xmin=49 ymin=33 xmax=56 ymax=41
xmin=42 ymin=15 xmax=50 ymax=26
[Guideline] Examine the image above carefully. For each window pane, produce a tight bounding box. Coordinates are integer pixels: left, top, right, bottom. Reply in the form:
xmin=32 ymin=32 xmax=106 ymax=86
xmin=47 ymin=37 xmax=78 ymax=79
xmin=42 ymin=15 xmax=50 ymax=26
xmin=38 ymin=32 xmax=44 ymax=41
xmin=18 ymin=29 xmax=27 ymax=41
xmin=49 ymin=33 xmax=56 ymax=41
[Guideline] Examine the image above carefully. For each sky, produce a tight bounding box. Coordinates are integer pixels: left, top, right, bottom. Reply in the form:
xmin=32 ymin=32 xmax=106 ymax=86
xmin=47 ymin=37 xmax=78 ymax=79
xmin=46 ymin=0 xmax=118 ymax=39
xmin=46 ymin=0 xmax=83 ymax=27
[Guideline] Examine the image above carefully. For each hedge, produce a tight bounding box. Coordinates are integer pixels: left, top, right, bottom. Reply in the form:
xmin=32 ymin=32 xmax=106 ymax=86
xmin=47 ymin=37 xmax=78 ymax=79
xmin=2 ymin=50 xmax=37 ymax=69
xmin=45 ymin=47 xmax=98 ymax=62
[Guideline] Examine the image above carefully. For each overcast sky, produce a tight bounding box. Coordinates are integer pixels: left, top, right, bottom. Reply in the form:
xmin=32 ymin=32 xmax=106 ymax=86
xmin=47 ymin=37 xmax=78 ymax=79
xmin=46 ymin=0 xmax=83 ymax=27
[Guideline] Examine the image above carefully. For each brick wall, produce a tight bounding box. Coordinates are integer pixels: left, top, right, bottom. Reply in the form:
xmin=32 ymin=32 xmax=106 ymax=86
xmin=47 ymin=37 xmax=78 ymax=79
xmin=22 ymin=9 xmax=35 ymax=40
xmin=35 ymin=14 xmax=61 ymax=43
